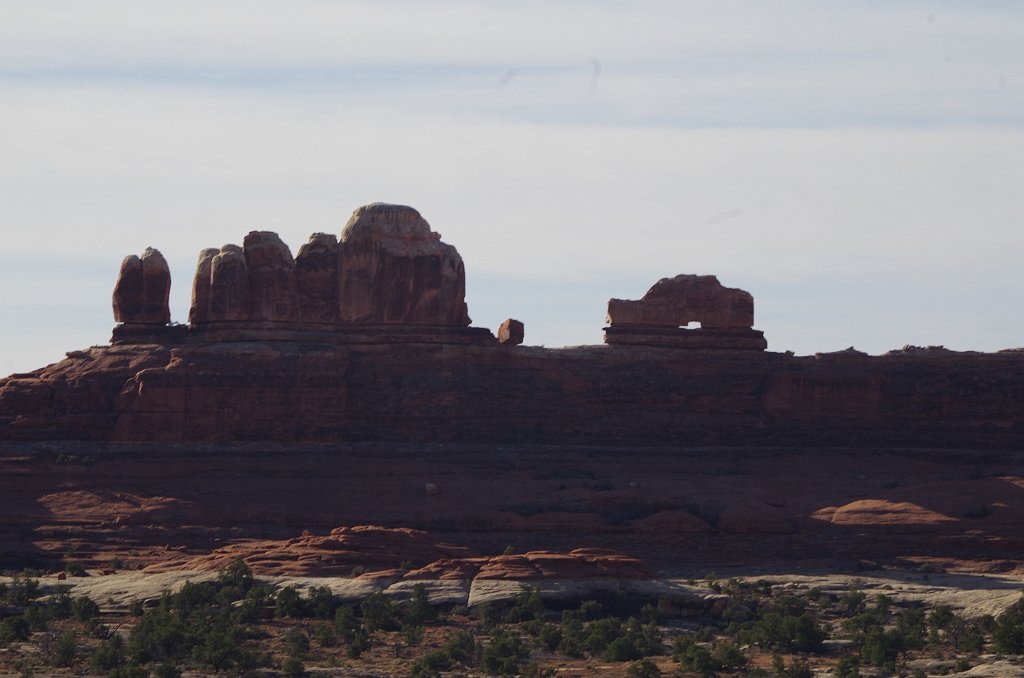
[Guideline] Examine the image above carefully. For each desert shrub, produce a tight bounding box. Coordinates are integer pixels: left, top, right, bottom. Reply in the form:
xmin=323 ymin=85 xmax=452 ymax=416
xmin=896 ymin=607 xmax=927 ymax=649
xmin=108 ymin=665 xmax=149 ymax=678
xmin=749 ymin=611 xmax=826 ymax=652
xmin=72 ymin=595 xmax=100 ymax=621
xmin=282 ymin=629 xmax=309 ymax=656
xmin=626 ymin=658 xmax=662 ymax=677
xmin=861 ymin=625 xmax=905 ymax=670
xmin=50 ymin=631 xmax=77 ymax=667
xmin=444 ymin=628 xmax=479 ymax=665
xmin=48 ymin=590 xmax=73 ymax=618
xmin=346 ymin=628 xmax=370 ymax=659
xmin=672 ymin=636 xmax=717 ymax=677
xmin=0 ymin=616 xmax=31 ymax=644
xmin=274 ymin=586 xmax=304 ymax=618
xmin=404 ymin=583 xmax=437 ymax=625
xmin=91 ymin=635 xmax=126 ymax=672
xmin=281 ymin=655 xmax=305 ymax=677
xmin=523 ymin=620 xmax=561 ymax=651
xmin=411 ymin=649 xmax=451 ymax=676
xmin=993 ymin=597 xmax=1024 ymax=653
xmin=361 ymin=592 xmax=400 ymax=631
xmin=834 ymin=655 xmax=860 ymax=678
xmin=128 ymin=606 xmax=188 ymax=663
xmin=481 ymin=627 xmax=529 ymax=675
xmin=1 ymin=576 xmax=40 ymax=605
xmin=216 ymin=559 xmax=254 ymax=596
xmin=505 ymin=586 xmax=544 ymax=623
xmin=152 ymin=662 xmax=181 ymax=678
xmin=841 ymin=590 xmax=867 ymax=615
xmin=710 ymin=640 xmax=747 ymax=670
xmin=312 ymin=622 xmax=337 ymax=647
xmin=23 ymin=605 xmax=51 ymax=632
xmin=334 ymin=605 xmax=358 ymax=641
xmin=786 ymin=657 xmax=813 ymax=678
xmin=402 ymin=622 xmax=423 ymax=645
xmin=603 ymin=618 xmax=662 ymax=662
xmin=305 ymin=585 xmax=336 ymax=619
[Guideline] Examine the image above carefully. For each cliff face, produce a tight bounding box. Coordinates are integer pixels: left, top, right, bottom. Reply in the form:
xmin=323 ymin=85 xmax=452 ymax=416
xmin=2 ymin=341 xmax=1022 ymax=448
xmin=2 ymin=201 xmax=1021 ymax=448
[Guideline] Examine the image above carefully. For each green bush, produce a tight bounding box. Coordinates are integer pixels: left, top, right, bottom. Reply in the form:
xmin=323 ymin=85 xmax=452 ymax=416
xmin=72 ymin=595 xmax=100 ymax=621
xmin=749 ymin=611 xmax=826 ymax=652
xmin=107 ymin=665 xmax=149 ymax=678
xmin=51 ymin=631 xmax=77 ymax=667
xmin=404 ymin=583 xmax=437 ymax=625
xmin=361 ymin=592 xmax=400 ymax=631
xmin=282 ymin=629 xmax=309 ymax=656
xmin=861 ymin=626 xmax=905 ymax=670
xmin=216 ymin=559 xmax=254 ymax=595
xmin=281 ymin=655 xmax=305 ymax=677
xmin=0 ymin=615 xmax=31 ymax=644
xmin=481 ymin=627 xmax=529 ymax=675
xmin=91 ymin=635 xmax=126 ymax=672
xmin=411 ymin=650 xmax=451 ymax=677
xmin=151 ymin=663 xmax=181 ymax=678
xmin=625 ymin=658 xmax=662 ymax=677
xmin=312 ymin=622 xmax=337 ymax=647
xmin=993 ymin=597 xmax=1024 ymax=653
xmin=444 ymin=629 xmax=479 ymax=665
xmin=23 ymin=605 xmax=51 ymax=632
xmin=834 ymin=655 xmax=860 ymax=678
xmin=275 ymin=586 xmax=304 ymax=618
xmin=672 ymin=636 xmax=717 ymax=677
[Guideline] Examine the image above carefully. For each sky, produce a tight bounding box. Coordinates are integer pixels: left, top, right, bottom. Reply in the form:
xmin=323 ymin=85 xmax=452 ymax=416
xmin=1 ymin=1 xmax=1022 ymax=377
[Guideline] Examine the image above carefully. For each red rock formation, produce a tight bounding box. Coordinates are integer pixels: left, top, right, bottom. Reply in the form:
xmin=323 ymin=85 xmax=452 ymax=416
xmin=605 ymin=274 xmax=766 ymax=349
xmin=607 ymin=275 xmax=753 ymax=328
xmin=243 ymin=231 xmax=300 ymax=322
xmin=188 ymin=248 xmax=219 ymax=324
xmin=338 ymin=204 xmax=470 ymax=325
xmin=208 ymin=246 xmax=250 ymax=321
xmin=112 ymin=248 xmax=171 ymax=324
xmin=498 ymin=319 xmax=525 ymax=345
xmin=294 ymin=233 xmax=340 ymax=323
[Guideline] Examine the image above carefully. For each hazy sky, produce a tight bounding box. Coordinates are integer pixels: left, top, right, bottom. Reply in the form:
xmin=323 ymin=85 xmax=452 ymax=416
xmin=1 ymin=1 xmax=1022 ymax=377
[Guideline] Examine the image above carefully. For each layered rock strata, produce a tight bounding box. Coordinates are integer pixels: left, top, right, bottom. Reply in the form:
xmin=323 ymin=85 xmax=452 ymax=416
xmin=2 ymin=342 xmax=1022 ymax=448
xmin=120 ymin=203 xmax=482 ymax=345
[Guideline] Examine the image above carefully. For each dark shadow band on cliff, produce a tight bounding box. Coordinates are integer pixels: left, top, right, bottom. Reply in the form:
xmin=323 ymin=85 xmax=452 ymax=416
xmin=2 ymin=442 xmax=1022 ymax=576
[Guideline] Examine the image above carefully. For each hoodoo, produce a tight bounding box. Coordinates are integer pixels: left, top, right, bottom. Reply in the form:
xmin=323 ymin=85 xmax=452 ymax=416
xmin=1 ymin=202 xmax=1022 ymax=447
xmin=604 ymin=274 xmax=767 ymax=350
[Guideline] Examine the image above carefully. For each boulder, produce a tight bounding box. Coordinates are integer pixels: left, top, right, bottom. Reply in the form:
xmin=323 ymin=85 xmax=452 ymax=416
xmin=112 ymin=248 xmax=171 ymax=324
xmin=338 ymin=204 xmax=470 ymax=325
xmin=294 ymin=233 xmax=339 ymax=323
xmin=498 ymin=319 xmax=524 ymax=345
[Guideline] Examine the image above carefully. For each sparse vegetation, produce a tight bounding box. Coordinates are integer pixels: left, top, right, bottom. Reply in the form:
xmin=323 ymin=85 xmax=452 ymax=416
xmin=3 ymin=567 xmax=1023 ymax=676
